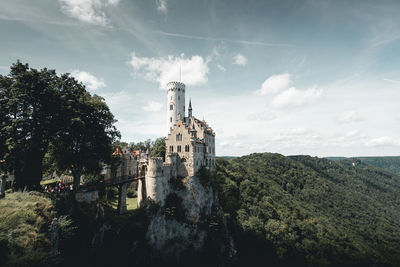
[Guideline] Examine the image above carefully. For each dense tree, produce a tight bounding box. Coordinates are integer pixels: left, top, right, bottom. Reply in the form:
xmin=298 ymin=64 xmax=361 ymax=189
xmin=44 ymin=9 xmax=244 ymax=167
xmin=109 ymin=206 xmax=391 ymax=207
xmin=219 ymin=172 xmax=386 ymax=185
xmin=0 ymin=62 xmax=60 ymax=189
xmin=48 ymin=74 xmax=119 ymax=190
xmin=0 ymin=62 xmax=119 ymax=190
xmin=129 ymin=139 xmax=151 ymax=152
xmin=150 ymin=137 xmax=166 ymax=159
xmin=214 ymin=153 xmax=400 ymax=266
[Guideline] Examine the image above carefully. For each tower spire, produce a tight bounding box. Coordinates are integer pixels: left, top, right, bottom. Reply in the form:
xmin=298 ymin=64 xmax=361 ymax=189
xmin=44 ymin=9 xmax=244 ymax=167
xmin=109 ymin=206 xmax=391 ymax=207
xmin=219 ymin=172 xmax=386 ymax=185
xmin=188 ymin=98 xmax=192 ymax=117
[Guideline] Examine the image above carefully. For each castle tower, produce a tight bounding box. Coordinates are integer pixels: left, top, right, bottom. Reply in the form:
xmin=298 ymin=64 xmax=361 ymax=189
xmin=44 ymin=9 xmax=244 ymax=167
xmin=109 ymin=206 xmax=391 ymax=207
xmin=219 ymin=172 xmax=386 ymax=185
xmin=188 ymin=98 xmax=192 ymax=117
xmin=167 ymin=81 xmax=186 ymax=131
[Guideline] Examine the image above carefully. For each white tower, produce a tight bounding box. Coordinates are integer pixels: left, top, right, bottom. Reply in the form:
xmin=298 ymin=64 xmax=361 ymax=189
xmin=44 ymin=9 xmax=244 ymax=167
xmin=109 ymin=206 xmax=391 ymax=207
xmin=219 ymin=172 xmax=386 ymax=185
xmin=167 ymin=81 xmax=186 ymax=131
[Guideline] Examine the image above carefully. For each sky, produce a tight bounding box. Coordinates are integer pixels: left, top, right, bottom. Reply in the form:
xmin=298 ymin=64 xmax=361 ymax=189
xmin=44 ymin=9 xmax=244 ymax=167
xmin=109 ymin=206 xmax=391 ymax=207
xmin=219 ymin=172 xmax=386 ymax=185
xmin=0 ymin=0 xmax=399 ymax=157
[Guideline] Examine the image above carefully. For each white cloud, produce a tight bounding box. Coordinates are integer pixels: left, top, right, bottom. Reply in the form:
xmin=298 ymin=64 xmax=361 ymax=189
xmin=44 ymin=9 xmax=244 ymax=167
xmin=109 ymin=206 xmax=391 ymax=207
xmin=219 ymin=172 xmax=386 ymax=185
xmin=271 ymin=87 xmax=322 ymax=108
xmin=71 ymin=70 xmax=106 ymax=91
xmin=257 ymin=73 xmax=291 ymax=95
xmin=383 ymin=78 xmax=400 ymax=84
xmin=233 ymin=53 xmax=247 ymax=66
xmin=143 ymin=101 xmax=163 ymax=112
xmin=337 ymin=111 xmax=362 ymax=124
xmin=156 ymin=0 xmax=167 ymax=14
xmin=346 ymin=129 xmax=366 ymax=139
xmin=128 ymin=53 xmax=210 ymax=89
xmin=247 ymin=112 xmax=277 ymax=121
xmin=217 ymin=64 xmax=226 ymax=71
xmin=366 ymin=136 xmax=400 ymax=146
xmin=59 ymin=0 xmax=119 ymax=26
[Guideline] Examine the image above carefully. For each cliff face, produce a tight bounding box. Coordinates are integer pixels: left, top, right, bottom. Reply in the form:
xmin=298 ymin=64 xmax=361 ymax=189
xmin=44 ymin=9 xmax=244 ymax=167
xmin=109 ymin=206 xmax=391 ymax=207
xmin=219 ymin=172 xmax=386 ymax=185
xmin=145 ymin=175 xmax=234 ymax=263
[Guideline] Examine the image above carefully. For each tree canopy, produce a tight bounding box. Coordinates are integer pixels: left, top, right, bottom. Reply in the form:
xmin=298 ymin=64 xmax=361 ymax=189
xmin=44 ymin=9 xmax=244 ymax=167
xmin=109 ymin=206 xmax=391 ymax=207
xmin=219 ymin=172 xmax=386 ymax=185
xmin=213 ymin=153 xmax=400 ymax=266
xmin=0 ymin=61 xmax=119 ymax=190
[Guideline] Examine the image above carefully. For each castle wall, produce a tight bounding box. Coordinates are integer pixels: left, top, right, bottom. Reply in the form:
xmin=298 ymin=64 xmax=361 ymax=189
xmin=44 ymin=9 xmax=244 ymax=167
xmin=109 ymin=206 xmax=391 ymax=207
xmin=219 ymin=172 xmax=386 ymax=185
xmin=145 ymin=157 xmax=171 ymax=206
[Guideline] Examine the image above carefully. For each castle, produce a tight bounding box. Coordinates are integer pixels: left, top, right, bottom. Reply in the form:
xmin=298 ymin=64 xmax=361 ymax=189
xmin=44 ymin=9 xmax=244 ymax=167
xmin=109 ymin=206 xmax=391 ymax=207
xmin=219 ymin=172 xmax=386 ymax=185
xmin=105 ymin=81 xmax=216 ymax=207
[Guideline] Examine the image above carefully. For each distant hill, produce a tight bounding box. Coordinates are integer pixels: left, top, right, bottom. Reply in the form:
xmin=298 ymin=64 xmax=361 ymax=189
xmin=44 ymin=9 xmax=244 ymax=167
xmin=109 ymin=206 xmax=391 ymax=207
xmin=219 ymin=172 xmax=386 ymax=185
xmin=217 ymin=156 xmax=237 ymax=160
xmin=215 ymin=153 xmax=400 ymax=266
xmin=325 ymin=156 xmax=400 ymax=175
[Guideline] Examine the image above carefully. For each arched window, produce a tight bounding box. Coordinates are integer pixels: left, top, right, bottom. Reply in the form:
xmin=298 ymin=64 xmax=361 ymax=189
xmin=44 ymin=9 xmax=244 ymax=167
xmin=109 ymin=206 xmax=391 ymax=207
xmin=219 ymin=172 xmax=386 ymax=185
xmin=170 ymin=117 xmax=172 ymax=122
xmin=177 ymin=145 xmax=181 ymax=152
xmin=170 ymin=105 xmax=173 ymax=110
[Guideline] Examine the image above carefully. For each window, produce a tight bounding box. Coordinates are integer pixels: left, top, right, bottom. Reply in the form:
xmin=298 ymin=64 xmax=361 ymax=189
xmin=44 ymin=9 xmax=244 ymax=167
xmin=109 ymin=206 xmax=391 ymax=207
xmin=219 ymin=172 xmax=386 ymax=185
xmin=177 ymin=145 xmax=181 ymax=152
xmin=176 ymin=133 xmax=182 ymax=141
xmin=178 ymin=88 xmax=180 ymax=91
xmin=185 ymin=145 xmax=190 ymax=152
xmin=170 ymin=105 xmax=173 ymax=110
xmin=170 ymin=117 xmax=172 ymax=122
xmin=178 ymin=96 xmax=180 ymax=100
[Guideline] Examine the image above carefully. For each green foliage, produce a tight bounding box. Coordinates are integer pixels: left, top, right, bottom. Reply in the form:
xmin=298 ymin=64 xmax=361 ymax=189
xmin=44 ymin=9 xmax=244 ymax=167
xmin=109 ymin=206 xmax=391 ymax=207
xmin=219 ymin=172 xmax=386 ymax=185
xmin=356 ymin=156 xmax=400 ymax=175
xmin=82 ymin=173 xmax=104 ymax=185
xmin=150 ymin=137 xmax=166 ymax=159
xmin=0 ymin=62 xmax=61 ymax=189
xmin=326 ymin=156 xmax=400 ymax=175
xmin=129 ymin=139 xmax=151 ymax=151
xmin=214 ymin=153 xmax=400 ymax=266
xmin=127 ymin=186 xmax=137 ymax=198
xmin=0 ymin=192 xmax=53 ymax=266
xmin=169 ymin=176 xmax=185 ymax=191
xmin=196 ymin=166 xmax=215 ymax=187
xmin=163 ymin=193 xmax=186 ymax=222
xmin=0 ymin=61 xmax=120 ymax=190
xmin=48 ymin=75 xmax=120 ymax=190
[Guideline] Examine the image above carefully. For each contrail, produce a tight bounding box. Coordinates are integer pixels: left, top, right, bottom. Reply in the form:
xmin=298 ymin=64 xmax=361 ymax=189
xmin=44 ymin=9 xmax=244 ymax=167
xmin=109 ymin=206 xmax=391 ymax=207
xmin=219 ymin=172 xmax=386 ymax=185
xmin=154 ymin=30 xmax=295 ymax=48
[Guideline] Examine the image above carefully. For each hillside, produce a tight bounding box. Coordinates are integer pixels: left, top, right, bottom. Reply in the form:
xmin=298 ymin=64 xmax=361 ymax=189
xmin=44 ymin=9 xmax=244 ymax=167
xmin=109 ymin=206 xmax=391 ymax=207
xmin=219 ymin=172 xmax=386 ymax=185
xmin=325 ymin=156 xmax=400 ymax=175
xmin=214 ymin=153 xmax=400 ymax=266
xmin=356 ymin=156 xmax=400 ymax=175
xmin=0 ymin=192 xmax=53 ymax=266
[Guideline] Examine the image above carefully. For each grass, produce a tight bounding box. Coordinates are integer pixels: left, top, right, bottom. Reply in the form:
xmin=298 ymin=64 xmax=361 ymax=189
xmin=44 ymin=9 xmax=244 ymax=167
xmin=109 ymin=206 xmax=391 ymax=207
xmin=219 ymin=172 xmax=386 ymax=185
xmin=0 ymin=191 xmax=53 ymax=266
xmin=110 ymin=196 xmax=138 ymax=211
xmin=126 ymin=197 xmax=138 ymax=210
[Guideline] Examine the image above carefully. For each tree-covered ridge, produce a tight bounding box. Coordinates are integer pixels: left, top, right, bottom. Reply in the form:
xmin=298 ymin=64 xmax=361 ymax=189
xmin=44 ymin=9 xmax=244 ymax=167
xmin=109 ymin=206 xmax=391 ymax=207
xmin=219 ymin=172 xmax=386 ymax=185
xmin=356 ymin=156 xmax=400 ymax=175
xmin=215 ymin=153 xmax=400 ymax=266
xmin=325 ymin=156 xmax=400 ymax=175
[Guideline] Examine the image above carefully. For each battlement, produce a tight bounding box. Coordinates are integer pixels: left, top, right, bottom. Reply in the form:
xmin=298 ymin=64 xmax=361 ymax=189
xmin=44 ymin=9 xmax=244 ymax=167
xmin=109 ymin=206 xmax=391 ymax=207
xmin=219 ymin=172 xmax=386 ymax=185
xmin=167 ymin=81 xmax=185 ymax=91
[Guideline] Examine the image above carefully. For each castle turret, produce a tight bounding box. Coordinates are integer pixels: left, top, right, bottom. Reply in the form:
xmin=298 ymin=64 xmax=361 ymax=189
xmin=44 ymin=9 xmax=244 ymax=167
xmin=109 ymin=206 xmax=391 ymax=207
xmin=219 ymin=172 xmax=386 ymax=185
xmin=167 ymin=81 xmax=185 ymax=131
xmin=188 ymin=98 xmax=192 ymax=117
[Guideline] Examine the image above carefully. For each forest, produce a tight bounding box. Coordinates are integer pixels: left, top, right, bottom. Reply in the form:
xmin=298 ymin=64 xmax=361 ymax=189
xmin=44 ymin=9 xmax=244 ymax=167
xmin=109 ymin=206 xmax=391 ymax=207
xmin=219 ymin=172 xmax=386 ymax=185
xmin=214 ymin=153 xmax=400 ymax=266
xmin=326 ymin=156 xmax=400 ymax=175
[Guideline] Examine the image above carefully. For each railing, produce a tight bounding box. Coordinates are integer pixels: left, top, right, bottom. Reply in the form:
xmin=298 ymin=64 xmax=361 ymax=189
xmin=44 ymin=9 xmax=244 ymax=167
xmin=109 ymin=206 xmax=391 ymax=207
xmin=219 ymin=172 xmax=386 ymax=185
xmin=103 ymin=174 xmax=145 ymax=187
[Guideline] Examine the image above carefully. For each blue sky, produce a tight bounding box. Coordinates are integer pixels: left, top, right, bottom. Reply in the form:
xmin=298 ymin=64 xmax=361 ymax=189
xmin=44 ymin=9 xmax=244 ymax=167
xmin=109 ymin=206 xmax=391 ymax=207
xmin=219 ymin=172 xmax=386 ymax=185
xmin=1 ymin=0 xmax=399 ymax=156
